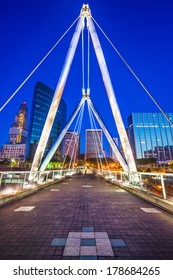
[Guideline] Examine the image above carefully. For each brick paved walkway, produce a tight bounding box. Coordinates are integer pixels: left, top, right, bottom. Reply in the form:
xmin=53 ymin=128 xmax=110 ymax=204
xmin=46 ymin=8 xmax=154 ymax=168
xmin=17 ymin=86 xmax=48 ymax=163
xmin=0 ymin=174 xmax=173 ymax=260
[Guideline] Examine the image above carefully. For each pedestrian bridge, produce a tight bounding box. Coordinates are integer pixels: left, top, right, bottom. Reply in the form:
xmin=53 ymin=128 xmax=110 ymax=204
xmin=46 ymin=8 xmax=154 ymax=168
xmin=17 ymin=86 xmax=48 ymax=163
xmin=0 ymin=171 xmax=173 ymax=260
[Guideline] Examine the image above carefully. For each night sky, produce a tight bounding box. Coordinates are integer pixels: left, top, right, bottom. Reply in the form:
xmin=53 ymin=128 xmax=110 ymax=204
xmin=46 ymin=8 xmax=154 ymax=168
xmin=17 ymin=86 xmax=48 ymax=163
xmin=1 ymin=0 xmax=173 ymax=155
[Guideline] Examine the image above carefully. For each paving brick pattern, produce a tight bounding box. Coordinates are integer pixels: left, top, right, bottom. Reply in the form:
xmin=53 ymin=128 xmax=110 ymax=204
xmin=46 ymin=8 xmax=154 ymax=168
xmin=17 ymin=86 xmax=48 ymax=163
xmin=0 ymin=174 xmax=173 ymax=259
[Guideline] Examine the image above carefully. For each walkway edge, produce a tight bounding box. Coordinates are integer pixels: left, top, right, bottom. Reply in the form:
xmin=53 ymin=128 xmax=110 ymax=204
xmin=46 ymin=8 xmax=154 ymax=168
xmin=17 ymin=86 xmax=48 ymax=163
xmin=104 ymin=177 xmax=173 ymax=215
xmin=0 ymin=179 xmax=63 ymax=206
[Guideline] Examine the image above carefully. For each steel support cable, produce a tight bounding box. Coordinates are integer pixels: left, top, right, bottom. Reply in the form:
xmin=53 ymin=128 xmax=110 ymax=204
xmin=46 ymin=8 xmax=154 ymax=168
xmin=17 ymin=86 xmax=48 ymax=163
xmin=82 ymin=28 xmax=85 ymax=92
xmin=62 ymin=104 xmax=82 ymax=170
xmin=39 ymin=98 xmax=85 ymax=171
xmin=89 ymin=103 xmax=103 ymax=159
xmin=68 ymin=102 xmax=84 ymax=170
xmin=88 ymin=101 xmax=110 ymax=172
xmin=87 ymin=97 xmax=129 ymax=171
xmin=87 ymin=101 xmax=103 ymax=170
xmin=69 ymin=103 xmax=84 ymax=170
xmin=92 ymin=16 xmax=173 ymax=127
xmin=89 ymin=104 xmax=110 ymax=172
xmin=0 ymin=16 xmax=80 ymax=112
xmin=87 ymin=101 xmax=100 ymax=168
xmin=88 ymin=103 xmax=104 ymax=171
xmin=90 ymin=107 xmax=103 ymax=171
xmin=72 ymin=100 xmax=85 ymax=165
xmin=62 ymin=109 xmax=81 ymax=170
xmin=87 ymin=102 xmax=100 ymax=169
xmin=62 ymin=118 xmax=79 ymax=171
xmin=62 ymin=101 xmax=84 ymax=170
xmin=68 ymin=101 xmax=85 ymax=171
xmin=87 ymin=29 xmax=90 ymax=91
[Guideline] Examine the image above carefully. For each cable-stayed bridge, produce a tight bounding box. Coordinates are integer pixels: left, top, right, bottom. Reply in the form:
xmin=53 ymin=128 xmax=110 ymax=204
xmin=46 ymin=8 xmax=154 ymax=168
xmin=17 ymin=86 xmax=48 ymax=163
xmin=0 ymin=4 xmax=173 ymax=260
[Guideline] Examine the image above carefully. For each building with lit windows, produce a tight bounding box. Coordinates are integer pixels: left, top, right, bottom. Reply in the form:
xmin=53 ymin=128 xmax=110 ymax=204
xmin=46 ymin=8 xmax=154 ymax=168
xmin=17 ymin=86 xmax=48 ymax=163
xmin=1 ymin=102 xmax=28 ymax=161
xmin=27 ymin=82 xmax=67 ymax=161
xmin=85 ymin=129 xmax=103 ymax=159
xmin=64 ymin=131 xmax=80 ymax=162
xmin=128 ymin=112 xmax=173 ymax=162
xmin=9 ymin=102 xmax=28 ymax=144
xmin=2 ymin=144 xmax=26 ymax=161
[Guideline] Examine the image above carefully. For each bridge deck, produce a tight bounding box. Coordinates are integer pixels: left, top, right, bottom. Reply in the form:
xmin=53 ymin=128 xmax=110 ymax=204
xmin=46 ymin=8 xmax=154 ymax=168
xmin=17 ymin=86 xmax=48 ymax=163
xmin=0 ymin=174 xmax=173 ymax=260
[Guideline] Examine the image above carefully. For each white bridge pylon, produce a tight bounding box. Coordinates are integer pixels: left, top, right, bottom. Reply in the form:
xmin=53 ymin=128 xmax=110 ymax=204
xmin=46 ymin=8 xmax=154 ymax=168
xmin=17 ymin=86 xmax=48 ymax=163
xmin=31 ymin=4 xmax=137 ymax=173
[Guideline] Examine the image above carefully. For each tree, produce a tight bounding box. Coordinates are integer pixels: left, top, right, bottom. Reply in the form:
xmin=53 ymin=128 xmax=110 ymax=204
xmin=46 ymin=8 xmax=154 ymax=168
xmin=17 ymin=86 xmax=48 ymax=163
xmin=136 ymin=157 xmax=157 ymax=165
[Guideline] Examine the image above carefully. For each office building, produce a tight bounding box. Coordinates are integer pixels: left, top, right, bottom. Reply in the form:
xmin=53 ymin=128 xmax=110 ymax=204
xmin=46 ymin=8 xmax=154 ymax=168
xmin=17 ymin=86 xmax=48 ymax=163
xmin=128 ymin=112 xmax=173 ymax=162
xmin=85 ymin=129 xmax=103 ymax=159
xmin=2 ymin=144 xmax=26 ymax=161
xmin=27 ymin=82 xmax=67 ymax=161
xmin=64 ymin=131 xmax=80 ymax=162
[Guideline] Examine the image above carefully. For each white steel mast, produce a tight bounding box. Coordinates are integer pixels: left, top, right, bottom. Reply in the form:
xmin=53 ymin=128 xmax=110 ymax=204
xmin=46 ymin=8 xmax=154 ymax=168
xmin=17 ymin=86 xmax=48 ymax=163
xmin=31 ymin=4 xmax=137 ymax=173
xmin=86 ymin=6 xmax=137 ymax=172
xmin=31 ymin=16 xmax=84 ymax=172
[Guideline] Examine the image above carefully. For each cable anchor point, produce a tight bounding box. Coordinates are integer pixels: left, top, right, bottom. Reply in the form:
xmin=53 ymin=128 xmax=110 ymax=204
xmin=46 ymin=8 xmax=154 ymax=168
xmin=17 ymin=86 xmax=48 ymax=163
xmin=80 ymin=4 xmax=91 ymax=18
xmin=82 ymin=88 xmax=90 ymax=99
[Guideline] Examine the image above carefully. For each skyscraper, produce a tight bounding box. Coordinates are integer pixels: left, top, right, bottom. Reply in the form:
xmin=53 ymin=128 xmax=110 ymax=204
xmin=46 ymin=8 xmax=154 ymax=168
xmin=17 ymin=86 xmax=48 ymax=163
xmin=85 ymin=129 xmax=103 ymax=159
xmin=64 ymin=131 xmax=80 ymax=162
xmin=128 ymin=112 xmax=173 ymax=162
xmin=27 ymin=82 xmax=67 ymax=161
xmin=9 ymin=102 xmax=28 ymax=144
xmin=1 ymin=102 xmax=28 ymax=161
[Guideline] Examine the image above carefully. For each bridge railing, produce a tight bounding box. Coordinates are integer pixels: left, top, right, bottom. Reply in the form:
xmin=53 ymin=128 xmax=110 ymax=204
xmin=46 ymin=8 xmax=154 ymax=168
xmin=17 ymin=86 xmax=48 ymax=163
xmin=97 ymin=170 xmax=173 ymax=201
xmin=1 ymin=168 xmax=173 ymax=203
xmin=0 ymin=169 xmax=77 ymax=196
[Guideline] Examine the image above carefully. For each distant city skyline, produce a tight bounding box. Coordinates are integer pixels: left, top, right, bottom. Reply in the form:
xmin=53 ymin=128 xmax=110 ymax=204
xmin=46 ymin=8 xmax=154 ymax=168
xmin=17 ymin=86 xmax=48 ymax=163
xmin=1 ymin=93 xmax=173 ymax=163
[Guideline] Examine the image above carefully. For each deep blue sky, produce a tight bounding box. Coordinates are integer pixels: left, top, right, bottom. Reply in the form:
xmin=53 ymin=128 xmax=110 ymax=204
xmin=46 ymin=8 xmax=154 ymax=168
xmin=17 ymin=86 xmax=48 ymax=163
xmin=1 ymin=0 xmax=173 ymax=155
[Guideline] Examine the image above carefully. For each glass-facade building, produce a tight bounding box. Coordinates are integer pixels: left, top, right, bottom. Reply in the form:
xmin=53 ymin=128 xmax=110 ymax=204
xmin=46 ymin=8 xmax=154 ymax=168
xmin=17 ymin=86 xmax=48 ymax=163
xmin=128 ymin=113 xmax=173 ymax=162
xmin=27 ymin=82 xmax=67 ymax=161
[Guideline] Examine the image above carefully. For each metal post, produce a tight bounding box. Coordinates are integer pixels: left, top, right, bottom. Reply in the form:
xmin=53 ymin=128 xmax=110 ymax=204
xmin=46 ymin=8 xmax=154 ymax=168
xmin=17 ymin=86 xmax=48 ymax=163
xmin=120 ymin=172 xmax=123 ymax=182
xmin=46 ymin=172 xmax=49 ymax=183
xmin=160 ymin=174 xmax=166 ymax=199
xmin=22 ymin=172 xmax=27 ymax=190
xmin=51 ymin=171 xmax=54 ymax=181
xmin=139 ymin=173 xmax=142 ymax=189
xmin=0 ymin=173 xmax=3 ymax=188
xmin=37 ymin=172 xmax=41 ymax=183
xmin=31 ymin=17 xmax=84 ymax=172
